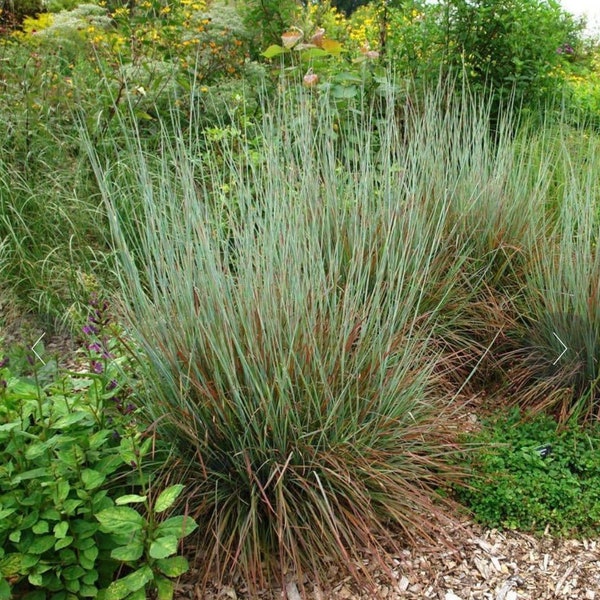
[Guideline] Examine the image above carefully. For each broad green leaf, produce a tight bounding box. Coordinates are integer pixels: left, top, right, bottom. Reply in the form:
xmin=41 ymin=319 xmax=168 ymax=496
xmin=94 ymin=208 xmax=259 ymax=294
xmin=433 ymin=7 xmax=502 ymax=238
xmin=28 ymin=535 xmax=55 ymax=554
xmin=149 ymin=535 xmax=178 ymax=559
xmin=262 ymin=44 xmax=287 ymax=59
xmin=62 ymin=565 xmax=85 ymax=580
xmin=81 ymin=569 xmax=98 ymax=585
xmin=104 ymin=579 xmax=130 ymax=600
xmin=0 ymin=578 xmax=10 ymax=600
xmin=54 ymin=536 xmax=73 ymax=550
xmin=155 ymin=515 xmax=198 ymax=539
xmin=332 ymin=85 xmax=358 ymax=99
xmin=155 ymin=575 xmax=174 ymax=600
xmin=0 ymin=508 xmax=16 ymax=521
xmin=155 ymin=556 xmax=188 ymax=577
xmin=114 ymin=565 xmax=153 ymax=593
xmin=54 ymin=480 xmax=70 ymax=503
xmin=154 ymin=485 xmax=184 ymax=513
xmin=95 ymin=506 xmax=144 ymax=534
xmin=54 ymin=521 xmax=69 ymax=538
xmin=80 ymin=583 xmax=99 ymax=597
xmin=25 ymin=440 xmax=52 ymax=460
xmin=51 ymin=412 xmax=89 ymax=429
xmin=110 ymin=543 xmax=144 ymax=562
xmin=115 ymin=494 xmax=147 ymax=506
xmin=32 ymin=520 xmax=49 ymax=534
xmin=81 ymin=469 xmax=105 ymax=490
xmin=298 ymin=47 xmax=329 ymax=59
xmin=0 ymin=553 xmax=22 ymax=577
xmin=14 ymin=467 xmax=49 ymax=482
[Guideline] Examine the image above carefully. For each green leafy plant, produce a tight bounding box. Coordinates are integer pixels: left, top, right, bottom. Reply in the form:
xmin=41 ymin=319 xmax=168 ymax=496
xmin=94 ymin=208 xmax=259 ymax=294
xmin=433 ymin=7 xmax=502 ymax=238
xmin=95 ymin=484 xmax=197 ymax=600
xmin=454 ymin=408 xmax=600 ymax=536
xmin=0 ymin=297 xmax=196 ymax=599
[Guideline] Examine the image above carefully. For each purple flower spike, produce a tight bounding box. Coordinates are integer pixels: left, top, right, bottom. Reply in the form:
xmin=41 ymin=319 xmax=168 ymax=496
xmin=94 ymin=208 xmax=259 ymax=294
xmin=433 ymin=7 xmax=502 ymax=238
xmin=92 ymin=361 xmax=104 ymax=374
xmin=82 ymin=324 xmax=98 ymax=336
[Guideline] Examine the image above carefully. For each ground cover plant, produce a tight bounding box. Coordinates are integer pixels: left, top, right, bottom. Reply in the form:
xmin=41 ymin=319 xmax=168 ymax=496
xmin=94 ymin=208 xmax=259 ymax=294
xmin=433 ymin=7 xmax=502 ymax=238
xmin=455 ymin=408 xmax=600 ymax=536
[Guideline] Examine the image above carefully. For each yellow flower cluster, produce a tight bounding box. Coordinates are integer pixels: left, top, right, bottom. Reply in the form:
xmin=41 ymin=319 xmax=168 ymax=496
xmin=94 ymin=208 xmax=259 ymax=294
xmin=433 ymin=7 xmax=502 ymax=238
xmin=347 ymin=5 xmax=380 ymax=49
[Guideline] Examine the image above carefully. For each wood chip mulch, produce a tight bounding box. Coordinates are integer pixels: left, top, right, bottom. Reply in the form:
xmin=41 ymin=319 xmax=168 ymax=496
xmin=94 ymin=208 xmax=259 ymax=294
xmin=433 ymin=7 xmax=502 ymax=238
xmin=175 ymin=521 xmax=600 ymax=600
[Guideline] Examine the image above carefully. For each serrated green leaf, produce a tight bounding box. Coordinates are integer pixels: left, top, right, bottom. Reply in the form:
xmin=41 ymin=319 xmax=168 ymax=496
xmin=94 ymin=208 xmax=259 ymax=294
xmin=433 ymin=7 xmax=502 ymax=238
xmin=110 ymin=542 xmax=144 ymax=562
xmin=95 ymin=506 xmax=144 ymax=534
xmin=155 ymin=515 xmax=198 ymax=539
xmin=110 ymin=565 xmax=153 ymax=594
xmin=155 ymin=556 xmax=188 ymax=577
xmin=149 ymin=535 xmax=178 ymax=559
xmin=115 ymin=494 xmax=147 ymax=506
xmin=154 ymin=485 xmax=184 ymax=513
xmin=81 ymin=469 xmax=105 ymax=490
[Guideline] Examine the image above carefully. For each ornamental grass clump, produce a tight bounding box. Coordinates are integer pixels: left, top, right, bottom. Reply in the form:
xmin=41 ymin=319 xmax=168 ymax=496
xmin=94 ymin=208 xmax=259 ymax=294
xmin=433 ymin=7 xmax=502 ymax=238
xmin=506 ymin=131 xmax=600 ymax=421
xmin=85 ymin=84 xmax=513 ymax=591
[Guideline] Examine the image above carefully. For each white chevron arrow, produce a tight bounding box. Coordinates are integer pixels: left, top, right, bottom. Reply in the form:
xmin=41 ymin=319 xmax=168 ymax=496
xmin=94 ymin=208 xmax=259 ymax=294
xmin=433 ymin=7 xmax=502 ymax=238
xmin=552 ymin=332 xmax=567 ymax=365
xmin=32 ymin=333 xmax=46 ymax=365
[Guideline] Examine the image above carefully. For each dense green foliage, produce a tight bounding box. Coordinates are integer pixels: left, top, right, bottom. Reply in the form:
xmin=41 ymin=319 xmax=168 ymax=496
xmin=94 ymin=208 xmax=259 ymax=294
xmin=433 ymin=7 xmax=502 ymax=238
xmin=456 ymin=409 xmax=600 ymax=536
xmin=0 ymin=300 xmax=197 ymax=599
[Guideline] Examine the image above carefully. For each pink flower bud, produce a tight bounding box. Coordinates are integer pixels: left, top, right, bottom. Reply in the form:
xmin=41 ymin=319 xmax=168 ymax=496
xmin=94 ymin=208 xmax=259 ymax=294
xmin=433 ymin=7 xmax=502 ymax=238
xmin=303 ymin=72 xmax=319 ymax=88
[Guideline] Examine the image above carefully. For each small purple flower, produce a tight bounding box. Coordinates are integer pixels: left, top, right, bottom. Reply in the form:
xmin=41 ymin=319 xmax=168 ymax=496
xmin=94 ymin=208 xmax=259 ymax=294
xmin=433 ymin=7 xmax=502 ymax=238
xmin=123 ymin=403 xmax=136 ymax=414
xmin=106 ymin=379 xmax=118 ymax=391
xmin=88 ymin=342 xmax=103 ymax=353
xmin=0 ymin=380 xmax=7 ymax=390
xmin=0 ymin=357 xmax=9 ymax=368
xmin=82 ymin=324 xmax=98 ymax=336
xmin=91 ymin=361 xmax=104 ymax=374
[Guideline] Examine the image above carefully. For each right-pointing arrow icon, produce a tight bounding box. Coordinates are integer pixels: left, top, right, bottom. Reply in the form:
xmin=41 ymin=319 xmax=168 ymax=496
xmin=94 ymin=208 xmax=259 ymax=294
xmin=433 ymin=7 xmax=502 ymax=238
xmin=552 ymin=332 xmax=568 ymax=365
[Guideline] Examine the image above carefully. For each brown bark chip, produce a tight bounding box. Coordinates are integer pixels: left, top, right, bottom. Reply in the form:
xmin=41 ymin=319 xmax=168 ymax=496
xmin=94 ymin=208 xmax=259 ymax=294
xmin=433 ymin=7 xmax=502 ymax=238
xmin=180 ymin=522 xmax=600 ymax=600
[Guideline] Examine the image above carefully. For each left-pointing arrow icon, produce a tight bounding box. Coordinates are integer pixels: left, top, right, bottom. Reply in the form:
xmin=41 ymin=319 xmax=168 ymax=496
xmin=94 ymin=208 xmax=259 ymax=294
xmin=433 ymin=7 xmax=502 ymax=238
xmin=32 ymin=333 xmax=46 ymax=365
xmin=552 ymin=332 xmax=567 ymax=365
